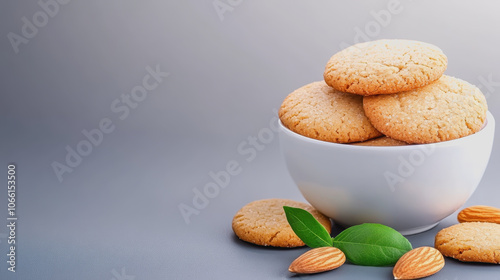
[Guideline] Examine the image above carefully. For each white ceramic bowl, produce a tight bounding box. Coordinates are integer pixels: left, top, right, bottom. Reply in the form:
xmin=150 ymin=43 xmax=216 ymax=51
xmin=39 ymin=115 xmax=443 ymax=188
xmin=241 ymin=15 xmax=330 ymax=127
xmin=279 ymin=111 xmax=495 ymax=235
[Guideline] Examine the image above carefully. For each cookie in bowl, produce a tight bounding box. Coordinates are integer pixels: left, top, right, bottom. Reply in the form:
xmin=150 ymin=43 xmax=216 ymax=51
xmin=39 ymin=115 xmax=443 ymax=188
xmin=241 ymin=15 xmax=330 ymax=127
xmin=279 ymin=81 xmax=382 ymax=143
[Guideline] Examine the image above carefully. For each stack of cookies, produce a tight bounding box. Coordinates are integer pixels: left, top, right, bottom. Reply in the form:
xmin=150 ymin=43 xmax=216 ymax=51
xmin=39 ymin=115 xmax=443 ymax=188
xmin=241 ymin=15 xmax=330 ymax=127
xmin=279 ymin=39 xmax=488 ymax=145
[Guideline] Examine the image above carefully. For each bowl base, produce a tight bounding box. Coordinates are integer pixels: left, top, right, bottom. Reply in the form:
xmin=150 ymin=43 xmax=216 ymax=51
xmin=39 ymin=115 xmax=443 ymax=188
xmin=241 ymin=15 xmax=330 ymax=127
xmin=398 ymin=222 xmax=439 ymax=236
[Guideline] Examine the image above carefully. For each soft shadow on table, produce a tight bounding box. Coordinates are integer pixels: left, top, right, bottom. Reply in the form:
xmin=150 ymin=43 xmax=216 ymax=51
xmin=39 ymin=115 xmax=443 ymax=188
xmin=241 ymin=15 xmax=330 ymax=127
xmin=330 ymin=221 xmax=347 ymax=237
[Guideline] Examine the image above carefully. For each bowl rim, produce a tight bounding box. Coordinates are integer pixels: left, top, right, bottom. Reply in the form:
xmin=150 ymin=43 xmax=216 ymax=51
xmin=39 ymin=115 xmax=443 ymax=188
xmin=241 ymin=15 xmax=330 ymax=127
xmin=279 ymin=111 xmax=495 ymax=150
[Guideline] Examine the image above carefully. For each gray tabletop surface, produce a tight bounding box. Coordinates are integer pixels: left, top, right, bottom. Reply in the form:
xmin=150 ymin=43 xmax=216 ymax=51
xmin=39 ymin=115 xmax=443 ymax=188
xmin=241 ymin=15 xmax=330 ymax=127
xmin=1 ymin=0 xmax=499 ymax=279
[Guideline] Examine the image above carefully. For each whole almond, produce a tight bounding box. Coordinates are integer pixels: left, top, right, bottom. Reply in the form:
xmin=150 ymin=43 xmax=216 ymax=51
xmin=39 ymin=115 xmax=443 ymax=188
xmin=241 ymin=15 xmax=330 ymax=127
xmin=457 ymin=205 xmax=500 ymax=224
xmin=393 ymin=246 xmax=444 ymax=280
xmin=289 ymin=247 xmax=345 ymax=274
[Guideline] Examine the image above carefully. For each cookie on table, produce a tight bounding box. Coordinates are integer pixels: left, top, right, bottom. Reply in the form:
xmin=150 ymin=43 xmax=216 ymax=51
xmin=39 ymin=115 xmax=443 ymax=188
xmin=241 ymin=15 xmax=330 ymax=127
xmin=435 ymin=222 xmax=500 ymax=264
xmin=351 ymin=136 xmax=408 ymax=146
xmin=324 ymin=39 xmax=447 ymax=95
xmin=232 ymin=199 xmax=331 ymax=247
xmin=279 ymin=81 xmax=382 ymax=143
xmin=363 ymin=75 xmax=488 ymax=144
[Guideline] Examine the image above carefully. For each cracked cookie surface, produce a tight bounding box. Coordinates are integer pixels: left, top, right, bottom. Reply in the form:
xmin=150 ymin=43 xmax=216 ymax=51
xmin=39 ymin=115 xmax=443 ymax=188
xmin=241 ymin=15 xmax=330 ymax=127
xmin=232 ymin=199 xmax=331 ymax=247
xmin=324 ymin=39 xmax=447 ymax=95
xmin=279 ymin=81 xmax=382 ymax=143
xmin=363 ymin=75 xmax=487 ymax=144
xmin=435 ymin=222 xmax=500 ymax=264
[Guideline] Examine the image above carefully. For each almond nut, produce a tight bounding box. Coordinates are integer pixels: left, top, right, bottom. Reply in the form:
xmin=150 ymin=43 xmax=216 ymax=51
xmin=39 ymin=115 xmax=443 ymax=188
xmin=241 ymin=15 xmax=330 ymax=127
xmin=289 ymin=247 xmax=345 ymax=274
xmin=393 ymin=246 xmax=444 ymax=280
xmin=457 ymin=205 xmax=500 ymax=224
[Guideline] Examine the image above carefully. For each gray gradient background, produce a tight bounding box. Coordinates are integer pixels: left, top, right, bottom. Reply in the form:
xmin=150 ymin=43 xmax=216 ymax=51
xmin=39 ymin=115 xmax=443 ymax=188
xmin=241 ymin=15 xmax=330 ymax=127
xmin=1 ymin=0 xmax=500 ymax=279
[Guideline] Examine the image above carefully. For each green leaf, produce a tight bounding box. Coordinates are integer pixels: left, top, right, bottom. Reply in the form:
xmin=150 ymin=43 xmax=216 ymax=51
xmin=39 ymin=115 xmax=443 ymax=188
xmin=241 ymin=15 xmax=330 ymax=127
xmin=283 ymin=206 xmax=333 ymax=248
xmin=333 ymin=223 xmax=412 ymax=266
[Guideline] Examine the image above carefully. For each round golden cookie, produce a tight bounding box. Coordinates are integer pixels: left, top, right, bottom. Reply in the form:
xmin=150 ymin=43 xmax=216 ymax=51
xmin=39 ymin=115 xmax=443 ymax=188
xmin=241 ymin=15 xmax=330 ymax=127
xmin=279 ymin=81 xmax=382 ymax=143
xmin=324 ymin=39 xmax=448 ymax=95
xmin=232 ymin=199 xmax=331 ymax=247
xmin=435 ymin=222 xmax=500 ymax=264
xmin=363 ymin=75 xmax=488 ymax=144
xmin=351 ymin=136 xmax=408 ymax=146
